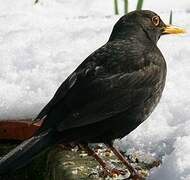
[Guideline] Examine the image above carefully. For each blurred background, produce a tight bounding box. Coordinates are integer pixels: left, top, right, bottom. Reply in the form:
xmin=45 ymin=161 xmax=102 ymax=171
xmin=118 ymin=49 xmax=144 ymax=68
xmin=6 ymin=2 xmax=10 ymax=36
xmin=1 ymin=0 xmax=190 ymax=15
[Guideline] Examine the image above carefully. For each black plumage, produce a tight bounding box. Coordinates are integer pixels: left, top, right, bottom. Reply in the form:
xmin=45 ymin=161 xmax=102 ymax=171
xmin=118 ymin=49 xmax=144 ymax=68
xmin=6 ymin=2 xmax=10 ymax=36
xmin=0 ymin=10 xmax=184 ymax=177
xmin=35 ymin=10 xmax=167 ymax=141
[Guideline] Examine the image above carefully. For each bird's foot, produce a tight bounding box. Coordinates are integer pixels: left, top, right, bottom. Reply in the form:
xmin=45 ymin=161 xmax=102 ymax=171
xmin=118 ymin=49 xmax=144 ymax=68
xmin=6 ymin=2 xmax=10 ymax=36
xmin=105 ymin=167 xmax=143 ymax=179
xmin=105 ymin=143 xmax=143 ymax=179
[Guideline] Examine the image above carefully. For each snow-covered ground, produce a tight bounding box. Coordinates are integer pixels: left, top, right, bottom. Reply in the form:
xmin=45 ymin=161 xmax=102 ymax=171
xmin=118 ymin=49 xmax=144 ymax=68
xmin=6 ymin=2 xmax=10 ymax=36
xmin=0 ymin=0 xmax=190 ymax=179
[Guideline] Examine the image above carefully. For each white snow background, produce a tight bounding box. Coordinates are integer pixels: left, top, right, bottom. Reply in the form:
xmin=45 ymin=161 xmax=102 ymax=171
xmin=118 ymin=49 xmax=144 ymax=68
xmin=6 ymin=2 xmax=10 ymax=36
xmin=0 ymin=0 xmax=190 ymax=179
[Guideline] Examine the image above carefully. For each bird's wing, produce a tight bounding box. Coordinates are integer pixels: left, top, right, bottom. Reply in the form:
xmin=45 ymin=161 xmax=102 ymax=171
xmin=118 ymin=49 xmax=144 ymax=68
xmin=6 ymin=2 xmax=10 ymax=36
xmin=56 ymin=61 xmax=162 ymax=131
xmin=35 ymin=42 xmax=164 ymax=131
xmin=34 ymin=42 xmax=117 ymax=122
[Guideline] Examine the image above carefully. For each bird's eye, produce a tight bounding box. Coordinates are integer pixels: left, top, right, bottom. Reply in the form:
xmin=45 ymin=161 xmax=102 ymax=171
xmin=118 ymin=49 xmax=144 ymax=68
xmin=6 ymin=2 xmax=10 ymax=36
xmin=152 ymin=16 xmax=160 ymax=26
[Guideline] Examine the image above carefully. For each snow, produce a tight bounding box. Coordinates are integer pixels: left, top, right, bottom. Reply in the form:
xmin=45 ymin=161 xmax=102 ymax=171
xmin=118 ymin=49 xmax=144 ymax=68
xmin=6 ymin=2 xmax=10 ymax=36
xmin=0 ymin=0 xmax=190 ymax=179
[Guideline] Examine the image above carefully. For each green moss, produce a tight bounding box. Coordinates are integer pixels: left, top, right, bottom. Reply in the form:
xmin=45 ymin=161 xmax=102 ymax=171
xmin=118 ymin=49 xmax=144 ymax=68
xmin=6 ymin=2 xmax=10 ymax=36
xmin=0 ymin=142 xmax=158 ymax=180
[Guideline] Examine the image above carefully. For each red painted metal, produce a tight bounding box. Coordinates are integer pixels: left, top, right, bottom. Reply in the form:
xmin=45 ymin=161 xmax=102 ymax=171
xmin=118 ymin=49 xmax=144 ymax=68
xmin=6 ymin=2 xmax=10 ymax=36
xmin=0 ymin=120 xmax=42 ymax=141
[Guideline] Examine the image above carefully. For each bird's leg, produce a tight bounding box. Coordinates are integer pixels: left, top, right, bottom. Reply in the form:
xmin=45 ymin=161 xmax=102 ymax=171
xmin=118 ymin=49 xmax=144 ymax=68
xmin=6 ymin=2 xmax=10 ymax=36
xmin=83 ymin=145 xmax=110 ymax=176
xmin=83 ymin=144 xmax=125 ymax=177
xmin=106 ymin=143 xmax=142 ymax=180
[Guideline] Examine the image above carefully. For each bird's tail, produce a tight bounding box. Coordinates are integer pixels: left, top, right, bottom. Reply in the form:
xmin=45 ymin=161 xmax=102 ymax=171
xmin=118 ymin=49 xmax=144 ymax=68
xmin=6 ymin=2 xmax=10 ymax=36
xmin=0 ymin=130 xmax=56 ymax=175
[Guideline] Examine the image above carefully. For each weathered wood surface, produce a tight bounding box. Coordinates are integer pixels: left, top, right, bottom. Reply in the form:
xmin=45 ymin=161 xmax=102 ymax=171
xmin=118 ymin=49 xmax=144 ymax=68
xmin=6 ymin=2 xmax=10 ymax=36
xmin=0 ymin=142 xmax=160 ymax=180
xmin=0 ymin=120 xmax=41 ymax=141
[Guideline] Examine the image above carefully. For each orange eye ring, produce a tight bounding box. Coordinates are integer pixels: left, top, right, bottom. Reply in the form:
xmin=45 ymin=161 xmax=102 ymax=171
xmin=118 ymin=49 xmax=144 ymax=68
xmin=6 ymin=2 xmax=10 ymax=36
xmin=152 ymin=16 xmax=160 ymax=26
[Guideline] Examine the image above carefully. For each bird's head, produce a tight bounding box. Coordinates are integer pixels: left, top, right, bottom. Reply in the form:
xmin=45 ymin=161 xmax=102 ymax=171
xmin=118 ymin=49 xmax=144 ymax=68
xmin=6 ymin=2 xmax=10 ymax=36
xmin=109 ymin=10 xmax=185 ymax=43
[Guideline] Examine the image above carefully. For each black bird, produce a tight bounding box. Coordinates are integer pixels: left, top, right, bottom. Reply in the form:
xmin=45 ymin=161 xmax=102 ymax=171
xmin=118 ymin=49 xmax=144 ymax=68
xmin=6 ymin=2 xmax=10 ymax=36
xmin=0 ymin=10 xmax=184 ymax=179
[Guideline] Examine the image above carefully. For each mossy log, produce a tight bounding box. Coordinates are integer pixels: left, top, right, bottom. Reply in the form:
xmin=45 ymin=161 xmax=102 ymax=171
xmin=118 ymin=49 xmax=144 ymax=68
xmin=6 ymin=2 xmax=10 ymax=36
xmin=0 ymin=141 xmax=160 ymax=180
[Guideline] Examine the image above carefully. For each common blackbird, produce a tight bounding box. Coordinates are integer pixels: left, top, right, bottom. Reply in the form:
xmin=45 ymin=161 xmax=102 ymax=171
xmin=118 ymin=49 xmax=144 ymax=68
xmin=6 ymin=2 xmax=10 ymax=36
xmin=0 ymin=10 xmax=185 ymax=179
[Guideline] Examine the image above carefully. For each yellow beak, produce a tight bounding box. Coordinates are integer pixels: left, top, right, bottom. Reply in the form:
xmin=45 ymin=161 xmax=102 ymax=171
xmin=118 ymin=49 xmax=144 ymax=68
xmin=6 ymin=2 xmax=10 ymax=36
xmin=162 ymin=25 xmax=186 ymax=34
